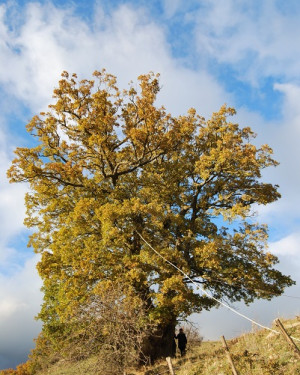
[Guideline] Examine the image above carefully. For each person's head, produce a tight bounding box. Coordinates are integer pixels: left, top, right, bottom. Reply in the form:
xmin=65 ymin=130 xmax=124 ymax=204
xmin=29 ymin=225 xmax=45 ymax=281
xmin=179 ymin=328 xmax=184 ymax=333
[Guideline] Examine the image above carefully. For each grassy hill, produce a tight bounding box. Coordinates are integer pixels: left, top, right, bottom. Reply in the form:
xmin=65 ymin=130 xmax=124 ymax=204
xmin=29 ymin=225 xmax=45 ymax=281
xmin=2 ymin=316 xmax=300 ymax=375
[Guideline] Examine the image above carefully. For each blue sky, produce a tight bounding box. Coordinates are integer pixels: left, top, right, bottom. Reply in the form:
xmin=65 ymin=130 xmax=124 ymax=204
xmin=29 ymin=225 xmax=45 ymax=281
xmin=1 ymin=0 xmax=300 ymax=369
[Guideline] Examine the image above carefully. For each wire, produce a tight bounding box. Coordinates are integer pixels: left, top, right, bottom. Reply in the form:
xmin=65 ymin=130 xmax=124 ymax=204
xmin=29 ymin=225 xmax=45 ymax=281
xmin=187 ymin=275 xmax=300 ymax=300
xmin=137 ymin=232 xmax=300 ymax=343
xmin=282 ymin=295 xmax=300 ymax=300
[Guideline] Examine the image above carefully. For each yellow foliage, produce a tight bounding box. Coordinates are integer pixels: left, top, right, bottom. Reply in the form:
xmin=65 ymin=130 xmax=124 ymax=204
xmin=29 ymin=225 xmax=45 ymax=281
xmin=7 ymin=70 xmax=294 ymax=352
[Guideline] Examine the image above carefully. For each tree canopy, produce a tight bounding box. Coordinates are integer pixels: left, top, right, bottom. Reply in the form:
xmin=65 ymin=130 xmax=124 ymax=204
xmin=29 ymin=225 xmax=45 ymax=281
xmin=8 ymin=69 xmax=294 ymax=360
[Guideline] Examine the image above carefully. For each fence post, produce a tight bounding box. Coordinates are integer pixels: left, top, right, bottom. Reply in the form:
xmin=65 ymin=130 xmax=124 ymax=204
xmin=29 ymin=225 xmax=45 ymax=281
xmin=166 ymin=356 xmax=175 ymax=375
xmin=275 ymin=318 xmax=300 ymax=358
xmin=221 ymin=336 xmax=239 ymax=375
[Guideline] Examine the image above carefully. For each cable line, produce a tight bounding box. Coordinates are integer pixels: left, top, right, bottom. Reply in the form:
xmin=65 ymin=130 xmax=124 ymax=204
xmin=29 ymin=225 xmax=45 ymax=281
xmin=137 ymin=231 xmax=300 ymax=343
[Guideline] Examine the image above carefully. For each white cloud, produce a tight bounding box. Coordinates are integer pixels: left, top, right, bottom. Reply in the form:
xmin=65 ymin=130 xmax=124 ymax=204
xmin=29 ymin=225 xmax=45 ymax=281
xmin=228 ymin=80 xmax=300 ymax=232
xmin=269 ymin=232 xmax=300 ymax=256
xmin=274 ymin=83 xmax=300 ymax=131
xmin=194 ymin=1 xmax=300 ymax=83
xmin=0 ymin=300 xmax=27 ymax=319
xmin=0 ymin=184 xmax=26 ymax=240
xmin=0 ymin=2 xmax=228 ymax=115
xmin=262 ymin=83 xmax=300 ymax=221
xmin=0 ymin=2 xmax=94 ymax=110
xmin=0 ymin=126 xmax=27 ymax=246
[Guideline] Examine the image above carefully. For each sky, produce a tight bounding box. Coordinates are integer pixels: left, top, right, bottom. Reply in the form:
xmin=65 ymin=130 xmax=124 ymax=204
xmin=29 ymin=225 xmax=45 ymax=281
xmin=1 ymin=0 xmax=300 ymax=369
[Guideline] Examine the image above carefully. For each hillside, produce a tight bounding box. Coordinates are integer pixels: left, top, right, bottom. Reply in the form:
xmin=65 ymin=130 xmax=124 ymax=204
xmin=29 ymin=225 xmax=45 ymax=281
xmin=2 ymin=316 xmax=299 ymax=375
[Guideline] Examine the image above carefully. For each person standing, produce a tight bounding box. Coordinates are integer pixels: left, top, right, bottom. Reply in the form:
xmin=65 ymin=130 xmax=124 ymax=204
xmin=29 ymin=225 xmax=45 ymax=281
xmin=176 ymin=328 xmax=187 ymax=356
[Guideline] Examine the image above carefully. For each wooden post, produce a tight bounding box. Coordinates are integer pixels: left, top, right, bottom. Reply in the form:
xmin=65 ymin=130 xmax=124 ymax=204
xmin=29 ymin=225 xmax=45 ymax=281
xmin=166 ymin=356 xmax=175 ymax=375
xmin=221 ymin=336 xmax=239 ymax=375
xmin=275 ymin=318 xmax=300 ymax=358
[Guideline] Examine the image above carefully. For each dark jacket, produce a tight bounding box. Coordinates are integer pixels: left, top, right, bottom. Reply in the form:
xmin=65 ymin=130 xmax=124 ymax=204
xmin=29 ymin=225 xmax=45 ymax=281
xmin=176 ymin=332 xmax=187 ymax=349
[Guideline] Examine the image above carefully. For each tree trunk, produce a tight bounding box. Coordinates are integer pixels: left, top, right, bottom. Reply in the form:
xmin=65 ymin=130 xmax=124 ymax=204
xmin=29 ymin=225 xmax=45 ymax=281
xmin=141 ymin=321 xmax=176 ymax=363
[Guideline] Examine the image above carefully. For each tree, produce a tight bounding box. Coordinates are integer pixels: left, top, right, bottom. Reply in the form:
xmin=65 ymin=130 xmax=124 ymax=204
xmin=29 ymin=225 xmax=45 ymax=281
xmin=0 ymin=363 xmax=30 ymax=375
xmin=8 ymin=70 xmax=294 ymax=362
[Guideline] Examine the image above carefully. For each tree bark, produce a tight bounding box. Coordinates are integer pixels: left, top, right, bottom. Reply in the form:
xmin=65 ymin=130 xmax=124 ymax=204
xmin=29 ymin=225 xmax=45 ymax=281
xmin=141 ymin=321 xmax=176 ymax=363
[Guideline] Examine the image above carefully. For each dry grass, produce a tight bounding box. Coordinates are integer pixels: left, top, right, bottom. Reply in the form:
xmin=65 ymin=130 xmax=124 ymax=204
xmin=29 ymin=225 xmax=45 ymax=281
xmin=172 ymin=316 xmax=300 ymax=375
xmin=19 ymin=316 xmax=300 ymax=375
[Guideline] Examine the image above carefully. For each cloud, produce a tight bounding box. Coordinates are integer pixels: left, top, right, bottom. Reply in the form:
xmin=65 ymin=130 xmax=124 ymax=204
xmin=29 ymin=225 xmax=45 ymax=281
xmin=0 ymin=181 xmax=27 ymax=244
xmin=0 ymin=2 xmax=95 ymax=110
xmin=0 ymin=2 xmax=228 ymax=115
xmin=269 ymin=232 xmax=300 ymax=256
xmin=0 ymin=125 xmax=27 ymax=248
xmin=228 ymin=80 xmax=300 ymax=238
xmin=274 ymin=83 xmax=300 ymax=129
xmin=0 ymin=255 xmax=42 ymax=369
xmin=194 ymin=1 xmax=300 ymax=84
xmin=260 ymin=83 xmax=300 ymax=222
xmin=162 ymin=0 xmax=183 ymax=18
xmin=0 ymin=300 xmax=26 ymax=318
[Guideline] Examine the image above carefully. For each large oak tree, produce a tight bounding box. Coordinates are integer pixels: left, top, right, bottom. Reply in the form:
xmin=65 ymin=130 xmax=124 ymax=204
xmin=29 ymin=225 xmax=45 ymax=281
xmin=8 ymin=70 xmax=294 ymax=361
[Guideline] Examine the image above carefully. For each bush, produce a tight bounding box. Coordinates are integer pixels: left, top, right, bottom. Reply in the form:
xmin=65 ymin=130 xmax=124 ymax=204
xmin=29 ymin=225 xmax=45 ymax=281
xmin=29 ymin=281 xmax=153 ymax=374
